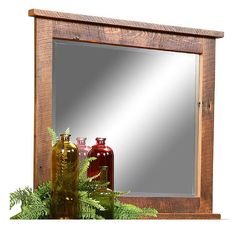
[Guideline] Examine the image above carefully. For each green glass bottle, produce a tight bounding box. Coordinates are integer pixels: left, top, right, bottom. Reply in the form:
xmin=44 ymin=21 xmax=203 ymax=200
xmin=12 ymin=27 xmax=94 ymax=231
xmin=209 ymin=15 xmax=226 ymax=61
xmin=51 ymin=133 xmax=79 ymax=219
xmin=90 ymin=166 xmax=114 ymax=219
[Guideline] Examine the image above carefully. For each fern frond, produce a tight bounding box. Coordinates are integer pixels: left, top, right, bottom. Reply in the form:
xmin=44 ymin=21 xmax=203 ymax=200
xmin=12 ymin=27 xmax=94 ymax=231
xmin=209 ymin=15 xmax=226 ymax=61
xmin=79 ymin=191 xmax=105 ymax=211
xmin=10 ymin=185 xmax=50 ymax=219
xmin=114 ymin=200 xmax=158 ymax=219
xmin=79 ymin=157 xmax=97 ymax=179
xmin=35 ymin=181 xmax=51 ymax=200
xmin=78 ymin=191 xmax=105 ymax=219
xmin=78 ymin=180 xmax=109 ymax=192
xmin=64 ymin=128 xmax=71 ymax=135
xmin=47 ymin=127 xmax=58 ymax=146
xmin=34 ymin=181 xmax=52 ymax=211
xmin=113 ymin=191 xmax=130 ymax=198
xmin=10 ymin=212 xmax=21 ymax=219
xmin=81 ymin=197 xmax=105 ymax=211
xmin=10 ymin=187 xmax=32 ymax=210
xmin=79 ymin=203 xmax=96 ymax=219
xmin=20 ymin=193 xmax=49 ymax=219
xmin=137 ymin=207 xmax=158 ymax=218
xmin=95 ymin=214 xmax=105 ymax=219
xmin=87 ymin=172 xmax=101 ymax=182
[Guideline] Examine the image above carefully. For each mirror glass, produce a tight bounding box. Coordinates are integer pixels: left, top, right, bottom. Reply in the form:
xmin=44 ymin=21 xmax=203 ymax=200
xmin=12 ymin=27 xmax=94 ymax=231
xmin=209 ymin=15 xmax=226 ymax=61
xmin=53 ymin=39 xmax=199 ymax=197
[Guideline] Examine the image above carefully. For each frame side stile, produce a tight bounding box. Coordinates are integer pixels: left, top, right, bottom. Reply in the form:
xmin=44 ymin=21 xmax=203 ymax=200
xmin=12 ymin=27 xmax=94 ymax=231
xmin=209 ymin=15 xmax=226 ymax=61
xmin=198 ymin=38 xmax=216 ymax=213
xmin=34 ymin=18 xmax=53 ymax=188
xmin=196 ymin=45 xmax=204 ymax=198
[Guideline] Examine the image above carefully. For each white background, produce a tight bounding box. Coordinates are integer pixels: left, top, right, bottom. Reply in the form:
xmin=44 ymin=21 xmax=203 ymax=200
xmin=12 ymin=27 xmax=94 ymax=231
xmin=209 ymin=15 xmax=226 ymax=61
xmin=0 ymin=0 xmax=235 ymax=235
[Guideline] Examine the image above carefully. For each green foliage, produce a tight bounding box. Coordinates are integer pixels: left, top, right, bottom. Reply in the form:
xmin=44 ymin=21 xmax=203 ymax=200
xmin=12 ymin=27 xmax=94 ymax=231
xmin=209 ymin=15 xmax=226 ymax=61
xmin=34 ymin=181 xmax=51 ymax=200
xmin=78 ymin=191 xmax=105 ymax=219
xmin=20 ymin=194 xmax=49 ymax=219
xmin=10 ymin=186 xmax=50 ymax=219
xmin=113 ymin=191 xmax=130 ymax=198
xmin=77 ymin=157 xmax=112 ymax=193
xmin=47 ymin=127 xmax=57 ymax=146
xmin=79 ymin=157 xmax=97 ymax=180
xmin=79 ymin=192 xmax=105 ymax=211
xmin=34 ymin=181 xmax=52 ymax=212
xmin=114 ymin=200 xmax=158 ymax=219
xmin=64 ymin=128 xmax=71 ymax=135
xmin=10 ymin=127 xmax=158 ymax=219
xmin=10 ymin=180 xmax=158 ymax=220
xmin=47 ymin=127 xmax=71 ymax=147
xmin=10 ymin=187 xmax=32 ymax=210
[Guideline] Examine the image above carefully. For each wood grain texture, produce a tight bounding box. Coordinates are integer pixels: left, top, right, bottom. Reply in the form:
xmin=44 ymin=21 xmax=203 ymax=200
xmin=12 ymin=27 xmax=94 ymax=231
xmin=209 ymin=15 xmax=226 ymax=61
xmin=119 ymin=197 xmax=200 ymax=213
xmin=150 ymin=213 xmax=221 ymax=220
xmin=53 ymin=21 xmax=202 ymax=54
xmin=31 ymin=10 xmax=222 ymax=218
xmin=34 ymin=18 xmax=53 ymax=188
xmin=197 ymin=38 xmax=216 ymax=212
xmin=29 ymin=9 xmax=224 ymax=38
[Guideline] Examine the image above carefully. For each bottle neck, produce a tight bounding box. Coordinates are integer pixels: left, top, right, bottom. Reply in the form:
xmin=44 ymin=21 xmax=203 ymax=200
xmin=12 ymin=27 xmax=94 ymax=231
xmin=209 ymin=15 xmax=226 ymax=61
xmin=76 ymin=137 xmax=86 ymax=145
xmin=60 ymin=134 xmax=71 ymax=142
xmin=96 ymin=137 xmax=106 ymax=145
xmin=100 ymin=166 xmax=108 ymax=184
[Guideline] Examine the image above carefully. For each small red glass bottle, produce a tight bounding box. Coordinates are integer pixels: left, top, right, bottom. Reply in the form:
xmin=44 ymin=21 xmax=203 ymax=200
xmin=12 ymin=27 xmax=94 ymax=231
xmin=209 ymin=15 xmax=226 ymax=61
xmin=87 ymin=138 xmax=114 ymax=190
xmin=76 ymin=137 xmax=91 ymax=164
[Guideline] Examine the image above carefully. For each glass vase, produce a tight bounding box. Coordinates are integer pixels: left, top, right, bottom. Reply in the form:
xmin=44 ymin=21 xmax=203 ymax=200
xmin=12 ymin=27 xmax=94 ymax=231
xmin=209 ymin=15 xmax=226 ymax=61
xmin=51 ymin=133 xmax=79 ymax=219
xmin=90 ymin=166 xmax=114 ymax=219
xmin=76 ymin=137 xmax=91 ymax=169
xmin=87 ymin=137 xmax=114 ymax=190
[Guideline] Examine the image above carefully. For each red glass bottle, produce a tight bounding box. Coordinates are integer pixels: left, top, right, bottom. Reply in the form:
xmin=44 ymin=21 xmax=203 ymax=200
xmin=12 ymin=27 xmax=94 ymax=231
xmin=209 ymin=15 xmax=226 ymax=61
xmin=87 ymin=138 xmax=114 ymax=190
xmin=76 ymin=137 xmax=91 ymax=165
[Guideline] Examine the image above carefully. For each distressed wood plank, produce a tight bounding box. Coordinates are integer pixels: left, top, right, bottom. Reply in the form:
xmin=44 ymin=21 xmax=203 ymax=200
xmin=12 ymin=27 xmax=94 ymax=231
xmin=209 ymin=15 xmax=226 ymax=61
xmin=53 ymin=21 xmax=202 ymax=54
xmin=34 ymin=18 xmax=53 ymax=188
xmin=29 ymin=9 xmax=224 ymax=38
xmin=119 ymin=197 xmax=200 ymax=213
xmin=149 ymin=213 xmax=221 ymax=220
xmin=198 ymin=38 xmax=216 ymax=212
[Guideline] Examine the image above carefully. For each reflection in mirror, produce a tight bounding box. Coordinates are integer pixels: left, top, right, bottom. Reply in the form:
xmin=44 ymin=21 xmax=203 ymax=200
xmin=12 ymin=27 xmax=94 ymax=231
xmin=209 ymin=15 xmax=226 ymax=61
xmin=53 ymin=39 xmax=199 ymax=197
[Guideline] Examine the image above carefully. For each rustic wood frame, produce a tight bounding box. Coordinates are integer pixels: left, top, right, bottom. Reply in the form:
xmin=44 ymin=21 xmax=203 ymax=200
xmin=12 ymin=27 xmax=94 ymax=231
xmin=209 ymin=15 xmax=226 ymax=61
xmin=29 ymin=9 xmax=224 ymax=219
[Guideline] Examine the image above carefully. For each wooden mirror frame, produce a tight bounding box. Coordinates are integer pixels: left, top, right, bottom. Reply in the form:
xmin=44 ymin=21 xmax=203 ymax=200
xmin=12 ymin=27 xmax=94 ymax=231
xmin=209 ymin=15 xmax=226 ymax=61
xmin=29 ymin=9 xmax=224 ymax=219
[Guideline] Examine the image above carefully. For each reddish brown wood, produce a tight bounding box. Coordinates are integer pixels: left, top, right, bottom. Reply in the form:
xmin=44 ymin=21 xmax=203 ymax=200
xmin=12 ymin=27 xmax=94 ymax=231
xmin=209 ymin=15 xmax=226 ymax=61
xmin=53 ymin=21 xmax=202 ymax=54
xmin=30 ymin=9 xmax=223 ymax=219
xmin=197 ymin=38 xmax=216 ymax=212
xmin=119 ymin=197 xmax=200 ymax=213
xmin=34 ymin=18 xmax=53 ymax=188
xmin=29 ymin=9 xmax=224 ymax=38
xmin=150 ymin=213 xmax=221 ymax=220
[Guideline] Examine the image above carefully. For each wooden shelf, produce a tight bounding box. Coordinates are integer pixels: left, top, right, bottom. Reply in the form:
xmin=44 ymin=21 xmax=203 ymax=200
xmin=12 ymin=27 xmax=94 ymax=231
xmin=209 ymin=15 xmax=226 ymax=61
xmin=145 ymin=213 xmax=221 ymax=220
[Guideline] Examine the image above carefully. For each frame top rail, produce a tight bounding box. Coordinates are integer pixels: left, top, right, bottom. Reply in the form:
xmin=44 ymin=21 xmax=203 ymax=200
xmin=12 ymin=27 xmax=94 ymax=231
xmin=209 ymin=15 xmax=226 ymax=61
xmin=29 ymin=9 xmax=224 ymax=39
